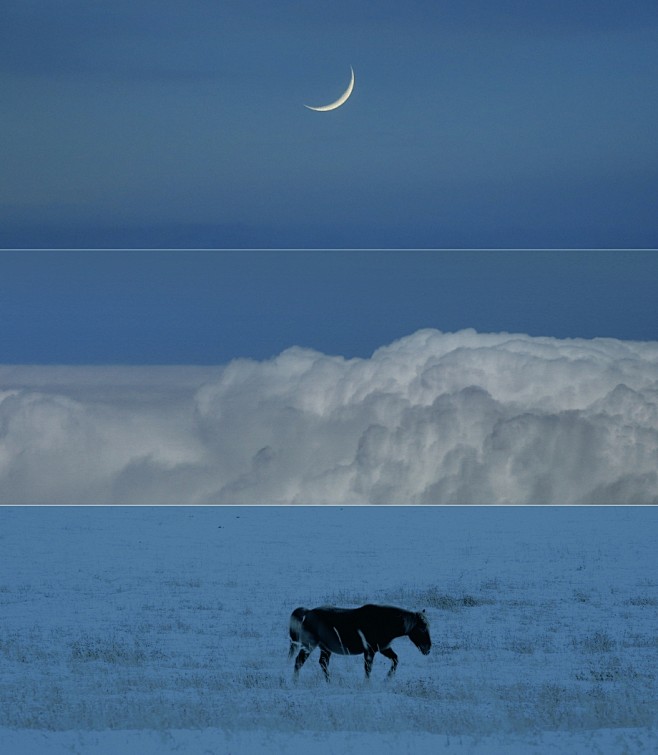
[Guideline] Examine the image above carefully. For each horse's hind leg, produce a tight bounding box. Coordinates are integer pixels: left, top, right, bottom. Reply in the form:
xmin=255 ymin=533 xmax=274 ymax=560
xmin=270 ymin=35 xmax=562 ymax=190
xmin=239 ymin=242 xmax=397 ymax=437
xmin=319 ymin=649 xmax=331 ymax=681
xmin=380 ymin=647 xmax=398 ymax=677
xmin=363 ymin=650 xmax=375 ymax=678
xmin=294 ymin=648 xmax=310 ymax=675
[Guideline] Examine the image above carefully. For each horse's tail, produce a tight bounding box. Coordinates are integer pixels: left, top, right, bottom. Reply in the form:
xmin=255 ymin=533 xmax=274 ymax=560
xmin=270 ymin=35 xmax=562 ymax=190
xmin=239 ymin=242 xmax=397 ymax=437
xmin=288 ymin=607 xmax=306 ymax=659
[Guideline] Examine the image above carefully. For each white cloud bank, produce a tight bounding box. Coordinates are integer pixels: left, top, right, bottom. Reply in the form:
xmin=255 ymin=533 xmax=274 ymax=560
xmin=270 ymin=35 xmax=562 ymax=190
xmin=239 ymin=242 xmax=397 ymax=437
xmin=1 ymin=329 xmax=658 ymax=504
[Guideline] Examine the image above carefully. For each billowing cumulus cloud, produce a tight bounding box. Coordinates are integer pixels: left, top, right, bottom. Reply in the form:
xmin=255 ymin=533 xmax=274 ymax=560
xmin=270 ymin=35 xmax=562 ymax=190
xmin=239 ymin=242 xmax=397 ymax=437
xmin=1 ymin=329 xmax=657 ymax=504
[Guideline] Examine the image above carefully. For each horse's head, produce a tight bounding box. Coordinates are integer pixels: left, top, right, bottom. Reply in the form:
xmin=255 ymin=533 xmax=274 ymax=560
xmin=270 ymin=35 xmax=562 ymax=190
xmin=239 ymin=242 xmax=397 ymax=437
xmin=408 ymin=610 xmax=431 ymax=655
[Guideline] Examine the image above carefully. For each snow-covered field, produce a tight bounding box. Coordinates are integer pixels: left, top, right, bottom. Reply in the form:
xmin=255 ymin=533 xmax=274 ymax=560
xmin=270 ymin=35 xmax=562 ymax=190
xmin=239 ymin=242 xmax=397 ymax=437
xmin=1 ymin=506 xmax=657 ymax=753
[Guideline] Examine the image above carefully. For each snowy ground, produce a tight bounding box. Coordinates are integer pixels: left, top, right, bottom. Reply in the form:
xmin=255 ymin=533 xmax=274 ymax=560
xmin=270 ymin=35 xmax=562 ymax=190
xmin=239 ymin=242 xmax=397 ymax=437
xmin=1 ymin=506 xmax=657 ymax=753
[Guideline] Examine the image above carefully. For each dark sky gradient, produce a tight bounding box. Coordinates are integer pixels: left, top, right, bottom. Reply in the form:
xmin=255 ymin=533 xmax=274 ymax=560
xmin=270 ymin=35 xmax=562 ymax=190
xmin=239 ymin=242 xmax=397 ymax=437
xmin=2 ymin=5 xmax=657 ymax=366
xmin=1 ymin=250 xmax=657 ymax=364
xmin=1 ymin=1 xmax=657 ymax=247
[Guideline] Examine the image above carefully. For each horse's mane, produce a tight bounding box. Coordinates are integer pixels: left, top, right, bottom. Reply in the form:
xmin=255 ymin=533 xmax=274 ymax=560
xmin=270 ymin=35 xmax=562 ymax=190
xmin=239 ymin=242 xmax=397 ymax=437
xmin=402 ymin=609 xmax=430 ymax=633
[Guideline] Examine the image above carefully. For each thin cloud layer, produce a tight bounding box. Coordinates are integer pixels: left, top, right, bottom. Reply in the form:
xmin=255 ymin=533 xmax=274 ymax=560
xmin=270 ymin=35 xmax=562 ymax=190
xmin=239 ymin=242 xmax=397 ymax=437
xmin=1 ymin=329 xmax=657 ymax=504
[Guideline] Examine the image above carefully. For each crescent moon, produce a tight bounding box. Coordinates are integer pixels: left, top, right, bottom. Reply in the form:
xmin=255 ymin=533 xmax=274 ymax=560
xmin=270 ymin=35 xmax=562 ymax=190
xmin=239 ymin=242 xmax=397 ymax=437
xmin=304 ymin=67 xmax=355 ymax=112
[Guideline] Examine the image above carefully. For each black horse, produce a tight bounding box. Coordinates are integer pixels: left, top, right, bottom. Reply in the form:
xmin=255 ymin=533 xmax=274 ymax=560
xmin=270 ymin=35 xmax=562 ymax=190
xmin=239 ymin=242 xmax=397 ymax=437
xmin=289 ymin=604 xmax=431 ymax=680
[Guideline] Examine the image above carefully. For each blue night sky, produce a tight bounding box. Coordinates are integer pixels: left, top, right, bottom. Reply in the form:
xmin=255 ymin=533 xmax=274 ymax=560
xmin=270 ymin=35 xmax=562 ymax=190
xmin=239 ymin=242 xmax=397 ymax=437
xmin=1 ymin=250 xmax=657 ymax=364
xmin=1 ymin=3 xmax=657 ymax=365
xmin=1 ymin=1 xmax=657 ymax=248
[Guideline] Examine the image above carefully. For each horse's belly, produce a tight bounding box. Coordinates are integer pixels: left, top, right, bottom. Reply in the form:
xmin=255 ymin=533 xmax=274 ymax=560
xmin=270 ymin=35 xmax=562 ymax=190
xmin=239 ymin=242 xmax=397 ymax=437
xmin=323 ymin=643 xmax=361 ymax=655
xmin=321 ymin=626 xmax=368 ymax=655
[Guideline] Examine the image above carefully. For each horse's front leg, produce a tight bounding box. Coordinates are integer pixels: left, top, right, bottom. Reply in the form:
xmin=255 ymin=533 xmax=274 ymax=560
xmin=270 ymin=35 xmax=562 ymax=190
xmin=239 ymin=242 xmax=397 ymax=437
xmin=319 ymin=649 xmax=331 ymax=681
xmin=363 ymin=649 xmax=375 ymax=678
xmin=380 ymin=647 xmax=398 ymax=677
